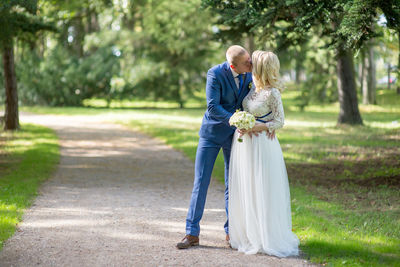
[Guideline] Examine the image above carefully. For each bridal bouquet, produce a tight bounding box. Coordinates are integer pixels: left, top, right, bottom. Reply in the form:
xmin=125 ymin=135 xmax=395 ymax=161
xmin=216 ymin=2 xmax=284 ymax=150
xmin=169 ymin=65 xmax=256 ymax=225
xmin=229 ymin=110 xmax=255 ymax=142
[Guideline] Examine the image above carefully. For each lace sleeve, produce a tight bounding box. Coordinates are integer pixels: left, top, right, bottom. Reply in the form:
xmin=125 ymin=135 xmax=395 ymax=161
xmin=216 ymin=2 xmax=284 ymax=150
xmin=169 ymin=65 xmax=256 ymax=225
xmin=265 ymin=89 xmax=285 ymax=131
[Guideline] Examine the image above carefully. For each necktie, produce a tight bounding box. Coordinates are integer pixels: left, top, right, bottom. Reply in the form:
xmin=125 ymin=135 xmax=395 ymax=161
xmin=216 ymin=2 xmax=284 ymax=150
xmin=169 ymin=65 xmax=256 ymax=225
xmin=237 ymin=74 xmax=244 ymax=92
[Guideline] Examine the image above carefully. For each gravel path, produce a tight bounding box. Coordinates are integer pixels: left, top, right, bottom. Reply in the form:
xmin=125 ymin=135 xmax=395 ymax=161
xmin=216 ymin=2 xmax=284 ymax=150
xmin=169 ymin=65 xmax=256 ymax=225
xmin=0 ymin=114 xmax=313 ymax=267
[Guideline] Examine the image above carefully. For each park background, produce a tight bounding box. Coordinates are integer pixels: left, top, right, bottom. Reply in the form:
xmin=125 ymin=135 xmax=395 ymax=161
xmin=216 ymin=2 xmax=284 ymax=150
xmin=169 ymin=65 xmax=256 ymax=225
xmin=0 ymin=0 xmax=399 ymax=266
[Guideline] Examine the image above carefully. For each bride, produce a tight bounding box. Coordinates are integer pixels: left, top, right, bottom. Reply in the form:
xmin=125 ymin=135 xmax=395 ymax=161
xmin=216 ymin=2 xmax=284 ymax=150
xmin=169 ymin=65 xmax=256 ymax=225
xmin=228 ymin=50 xmax=299 ymax=257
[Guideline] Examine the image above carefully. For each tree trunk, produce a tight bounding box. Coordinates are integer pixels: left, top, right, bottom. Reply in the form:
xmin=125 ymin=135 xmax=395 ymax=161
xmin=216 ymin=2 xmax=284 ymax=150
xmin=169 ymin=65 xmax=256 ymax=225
xmin=123 ymin=1 xmax=136 ymax=31
xmin=388 ymin=63 xmax=391 ymax=90
xmin=87 ymin=9 xmax=100 ymax=33
xmin=178 ymin=77 xmax=185 ymax=109
xmin=362 ymin=56 xmax=368 ymax=104
xmin=397 ymin=31 xmax=400 ymax=94
xmin=295 ymin=60 xmax=302 ymax=84
xmin=72 ymin=15 xmax=85 ymax=57
xmin=336 ymin=47 xmax=363 ymax=125
xmin=360 ymin=49 xmax=367 ymax=104
xmin=245 ymin=35 xmax=255 ymax=54
xmin=358 ymin=51 xmax=363 ymax=89
xmin=2 ymin=41 xmax=20 ymax=130
xmin=366 ymin=45 xmax=376 ymax=104
xmin=295 ymin=44 xmax=306 ymax=84
xmin=38 ymin=34 xmax=46 ymax=58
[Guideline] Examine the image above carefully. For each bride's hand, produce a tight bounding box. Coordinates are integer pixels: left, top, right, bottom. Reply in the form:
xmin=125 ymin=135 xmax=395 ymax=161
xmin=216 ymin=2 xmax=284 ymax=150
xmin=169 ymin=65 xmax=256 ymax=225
xmin=266 ymin=130 xmax=275 ymax=140
xmin=251 ymin=124 xmax=268 ymax=136
xmin=237 ymin=128 xmax=247 ymax=134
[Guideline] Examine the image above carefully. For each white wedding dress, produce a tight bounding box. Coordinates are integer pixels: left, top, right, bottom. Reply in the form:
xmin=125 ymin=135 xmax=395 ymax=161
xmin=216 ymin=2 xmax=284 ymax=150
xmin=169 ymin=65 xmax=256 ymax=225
xmin=228 ymin=87 xmax=299 ymax=257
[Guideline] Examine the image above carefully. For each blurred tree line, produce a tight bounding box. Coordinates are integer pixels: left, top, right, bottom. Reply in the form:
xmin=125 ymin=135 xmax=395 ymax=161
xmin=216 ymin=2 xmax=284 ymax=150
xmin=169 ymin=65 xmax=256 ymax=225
xmin=1 ymin=0 xmax=399 ymax=130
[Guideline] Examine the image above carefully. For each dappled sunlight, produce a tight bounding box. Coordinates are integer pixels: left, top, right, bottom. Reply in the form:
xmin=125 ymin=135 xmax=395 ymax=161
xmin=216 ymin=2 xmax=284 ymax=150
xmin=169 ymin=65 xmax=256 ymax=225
xmin=20 ymin=218 xmax=160 ymax=242
xmin=83 ymin=98 xmax=206 ymax=109
xmin=357 ymin=235 xmax=399 ymax=247
xmin=0 ymin=205 xmax=18 ymax=213
xmin=23 ymin=219 xmax=113 ymax=228
xmin=142 ymin=220 xmax=187 ymax=234
xmin=171 ymin=207 xmax=224 ymax=213
xmin=57 ymin=130 xmax=173 ymax=158
xmin=62 ymin=147 xmax=130 ymax=157
xmin=0 ymin=205 xmax=19 ymax=226
xmin=61 ymin=164 xmax=103 ymax=169
xmin=296 ymin=103 xmax=340 ymax=113
xmin=285 ymin=120 xmax=335 ymax=128
xmin=384 ymin=133 xmax=400 ymax=141
xmin=2 ymin=138 xmax=58 ymax=155
xmin=8 ymin=139 xmax=35 ymax=148
xmin=366 ymin=121 xmax=400 ymax=129
xmin=177 ymin=140 xmax=202 ymax=148
xmin=360 ymin=104 xmax=394 ymax=112
xmin=31 ymin=207 xmax=113 ymax=216
xmin=102 ymin=231 xmax=158 ymax=241
xmin=104 ymin=112 xmax=203 ymax=125
xmin=284 ymin=152 xmax=319 ymax=163
xmin=144 ymin=219 xmax=225 ymax=239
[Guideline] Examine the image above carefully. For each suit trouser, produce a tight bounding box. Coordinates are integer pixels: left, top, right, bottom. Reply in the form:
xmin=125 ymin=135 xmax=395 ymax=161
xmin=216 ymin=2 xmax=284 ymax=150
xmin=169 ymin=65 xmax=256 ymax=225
xmin=186 ymin=136 xmax=233 ymax=236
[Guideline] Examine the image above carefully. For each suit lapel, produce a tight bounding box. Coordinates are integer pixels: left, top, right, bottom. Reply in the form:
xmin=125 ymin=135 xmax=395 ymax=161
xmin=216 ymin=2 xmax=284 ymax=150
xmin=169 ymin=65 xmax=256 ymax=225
xmin=224 ymin=62 xmax=238 ymax=99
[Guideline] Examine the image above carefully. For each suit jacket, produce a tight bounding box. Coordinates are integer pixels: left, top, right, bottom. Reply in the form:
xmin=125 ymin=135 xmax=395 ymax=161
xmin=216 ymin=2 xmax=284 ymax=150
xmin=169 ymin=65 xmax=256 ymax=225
xmin=199 ymin=61 xmax=252 ymax=144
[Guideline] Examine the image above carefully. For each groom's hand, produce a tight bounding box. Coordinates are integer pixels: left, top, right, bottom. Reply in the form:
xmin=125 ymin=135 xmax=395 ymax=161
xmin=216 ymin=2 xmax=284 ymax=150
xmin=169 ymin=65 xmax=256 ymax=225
xmin=238 ymin=128 xmax=255 ymax=138
xmin=237 ymin=128 xmax=247 ymax=139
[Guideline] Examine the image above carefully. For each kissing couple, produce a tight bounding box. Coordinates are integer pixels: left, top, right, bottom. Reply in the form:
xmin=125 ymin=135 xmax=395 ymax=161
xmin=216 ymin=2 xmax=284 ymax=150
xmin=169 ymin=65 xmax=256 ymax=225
xmin=176 ymin=45 xmax=299 ymax=257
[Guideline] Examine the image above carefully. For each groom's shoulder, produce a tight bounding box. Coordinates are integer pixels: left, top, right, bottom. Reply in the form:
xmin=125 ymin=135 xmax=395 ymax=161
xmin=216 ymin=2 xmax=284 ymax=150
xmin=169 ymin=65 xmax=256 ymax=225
xmin=247 ymin=72 xmax=253 ymax=81
xmin=207 ymin=61 xmax=228 ymax=76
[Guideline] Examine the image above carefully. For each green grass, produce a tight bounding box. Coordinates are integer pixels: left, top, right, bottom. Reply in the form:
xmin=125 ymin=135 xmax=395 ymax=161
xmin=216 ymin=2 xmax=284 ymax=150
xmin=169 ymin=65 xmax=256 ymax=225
xmin=21 ymin=89 xmax=400 ymax=266
xmin=0 ymin=124 xmax=60 ymax=250
xmin=83 ymin=96 xmax=206 ymax=109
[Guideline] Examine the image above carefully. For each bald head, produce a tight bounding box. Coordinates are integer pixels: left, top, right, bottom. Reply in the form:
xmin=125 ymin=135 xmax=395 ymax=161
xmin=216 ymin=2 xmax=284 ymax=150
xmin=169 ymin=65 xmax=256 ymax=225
xmin=226 ymin=45 xmax=247 ymax=65
xmin=226 ymin=45 xmax=251 ymax=74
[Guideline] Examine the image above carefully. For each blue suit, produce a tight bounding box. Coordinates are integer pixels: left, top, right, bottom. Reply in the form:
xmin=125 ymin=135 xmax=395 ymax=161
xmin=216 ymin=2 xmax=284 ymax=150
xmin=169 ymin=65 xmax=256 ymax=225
xmin=186 ymin=61 xmax=252 ymax=236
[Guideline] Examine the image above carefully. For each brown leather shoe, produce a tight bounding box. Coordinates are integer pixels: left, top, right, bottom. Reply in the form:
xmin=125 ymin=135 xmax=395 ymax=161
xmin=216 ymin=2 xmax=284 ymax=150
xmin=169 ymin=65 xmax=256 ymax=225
xmin=176 ymin=235 xmax=199 ymax=249
xmin=226 ymin=234 xmax=231 ymax=248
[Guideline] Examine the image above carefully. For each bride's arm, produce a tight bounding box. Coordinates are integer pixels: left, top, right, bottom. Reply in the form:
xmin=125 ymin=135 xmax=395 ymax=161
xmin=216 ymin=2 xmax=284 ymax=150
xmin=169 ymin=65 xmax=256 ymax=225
xmin=250 ymin=89 xmax=284 ymax=133
xmin=265 ymin=89 xmax=285 ymax=130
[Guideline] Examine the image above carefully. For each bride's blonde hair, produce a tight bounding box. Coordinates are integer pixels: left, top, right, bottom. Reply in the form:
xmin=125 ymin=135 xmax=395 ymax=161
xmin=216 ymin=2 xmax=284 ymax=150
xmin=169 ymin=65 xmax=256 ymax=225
xmin=251 ymin=50 xmax=284 ymax=92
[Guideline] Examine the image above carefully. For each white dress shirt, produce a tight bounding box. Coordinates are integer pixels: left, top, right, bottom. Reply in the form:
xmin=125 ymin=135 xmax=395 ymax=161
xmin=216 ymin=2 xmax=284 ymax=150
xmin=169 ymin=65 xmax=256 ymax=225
xmin=230 ymin=67 xmax=241 ymax=89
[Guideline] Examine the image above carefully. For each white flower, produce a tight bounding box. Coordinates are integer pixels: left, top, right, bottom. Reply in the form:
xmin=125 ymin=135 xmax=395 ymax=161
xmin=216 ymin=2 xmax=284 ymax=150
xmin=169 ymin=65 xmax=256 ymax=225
xmin=229 ymin=110 xmax=255 ymax=142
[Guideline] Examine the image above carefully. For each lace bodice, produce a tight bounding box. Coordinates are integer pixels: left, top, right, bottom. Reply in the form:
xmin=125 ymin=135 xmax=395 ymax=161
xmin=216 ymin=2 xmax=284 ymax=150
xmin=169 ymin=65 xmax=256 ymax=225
xmin=243 ymin=87 xmax=285 ymax=131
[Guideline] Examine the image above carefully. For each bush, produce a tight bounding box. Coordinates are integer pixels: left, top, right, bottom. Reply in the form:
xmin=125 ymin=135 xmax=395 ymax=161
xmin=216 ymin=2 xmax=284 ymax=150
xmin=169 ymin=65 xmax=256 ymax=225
xmin=16 ymin=45 xmax=120 ymax=106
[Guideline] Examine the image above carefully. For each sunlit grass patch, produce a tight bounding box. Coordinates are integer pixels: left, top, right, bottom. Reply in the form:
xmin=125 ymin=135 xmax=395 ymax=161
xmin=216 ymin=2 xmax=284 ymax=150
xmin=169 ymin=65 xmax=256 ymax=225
xmin=376 ymin=89 xmax=400 ymax=108
xmin=83 ymin=94 xmax=207 ymax=109
xmin=291 ymin=187 xmax=400 ymax=266
xmin=0 ymin=124 xmax=59 ymax=250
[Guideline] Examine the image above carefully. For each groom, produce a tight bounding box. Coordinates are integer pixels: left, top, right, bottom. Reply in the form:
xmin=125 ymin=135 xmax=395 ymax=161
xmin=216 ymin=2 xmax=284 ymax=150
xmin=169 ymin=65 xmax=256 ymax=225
xmin=177 ymin=45 xmax=253 ymax=249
